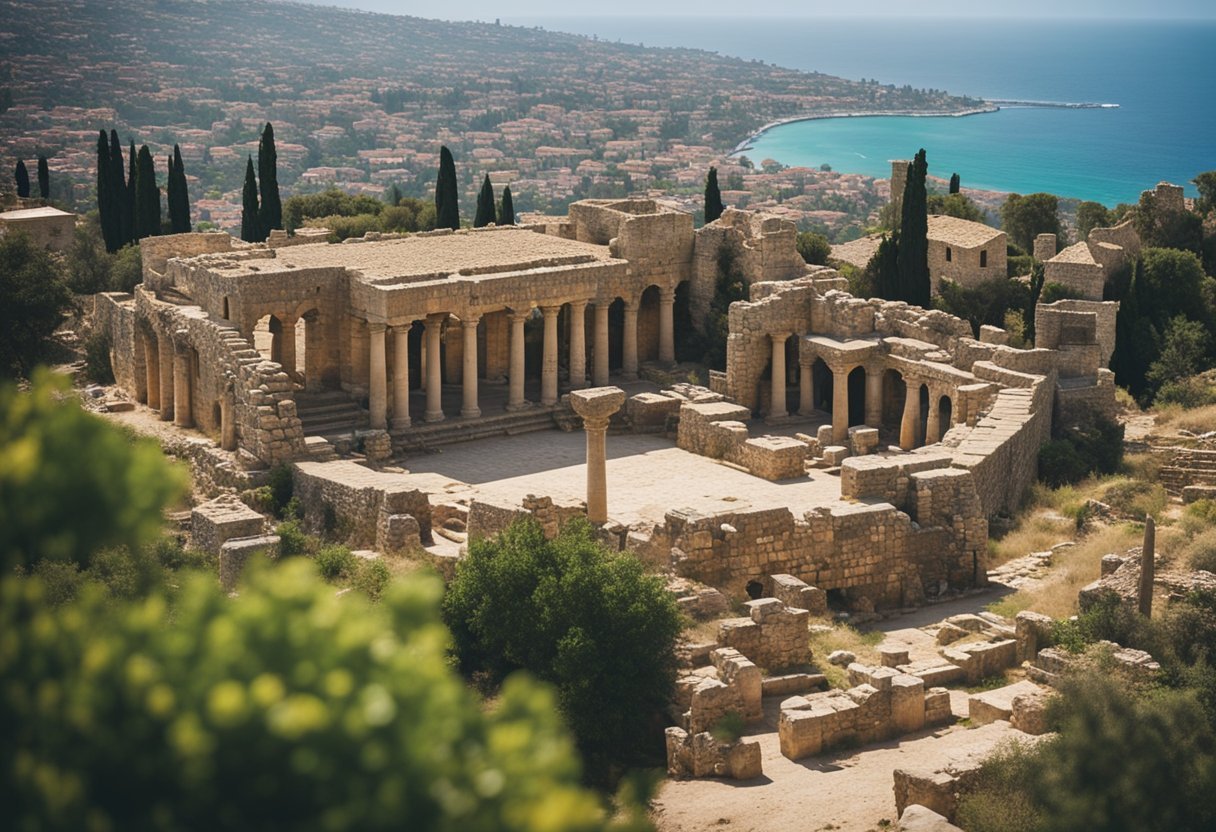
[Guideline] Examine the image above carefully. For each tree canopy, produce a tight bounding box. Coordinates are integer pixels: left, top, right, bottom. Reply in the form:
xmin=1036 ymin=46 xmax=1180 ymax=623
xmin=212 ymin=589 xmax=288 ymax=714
xmin=474 ymin=174 xmax=496 ymax=228
xmin=435 ymin=145 xmax=460 ymax=231
xmin=499 ymin=185 xmax=516 ymax=226
xmin=257 ymin=122 xmax=282 ymax=233
xmin=1001 ymin=193 xmax=1063 ymax=254
xmin=895 ymin=149 xmax=931 ymax=307
xmin=0 ymin=236 xmax=74 ymax=380
xmin=704 ymin=166 xmax=724 ymax=224
xmin=133 ymin=144 xmax=160 ymax=240
xmin=14 ymin=159 xmax=29 ymax=197
xmin=240 ymin=156 xmax=261 ymax=243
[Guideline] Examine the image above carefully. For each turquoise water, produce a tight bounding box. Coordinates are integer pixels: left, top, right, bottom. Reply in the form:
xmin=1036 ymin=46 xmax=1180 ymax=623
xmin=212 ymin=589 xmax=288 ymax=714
xmin=509 ymin=16 xmax=1216 ymax=206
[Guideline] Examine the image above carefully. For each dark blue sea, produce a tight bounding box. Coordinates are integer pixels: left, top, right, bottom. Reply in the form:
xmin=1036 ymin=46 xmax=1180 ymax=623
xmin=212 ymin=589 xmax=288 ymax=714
xmin=508 ymin=16 xmax=1216 ymax=205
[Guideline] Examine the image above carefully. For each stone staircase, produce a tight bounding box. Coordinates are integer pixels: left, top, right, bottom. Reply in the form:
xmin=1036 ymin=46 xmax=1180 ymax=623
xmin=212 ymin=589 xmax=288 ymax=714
xmin=1158 ymin=446 xmax=1216 ymax=495
xmin=294 ymin=390 xmax=369 ymax=438
xmin=391 ymin=405 xmax=558 ymax=453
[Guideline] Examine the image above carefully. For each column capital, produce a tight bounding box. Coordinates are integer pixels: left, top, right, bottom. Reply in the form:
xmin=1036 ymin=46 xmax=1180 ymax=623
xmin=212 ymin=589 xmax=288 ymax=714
xmin=390 ymin=320 xmax=413 ymax=334
xmin=540 ymin=304 xmax=560 ymax=317
xmin=367 ymin=321 xmax=387 ymax=334
xmin=461 ymin=313 xmax=482 ymax=328
xmin=659 ymin=285 xmax=676 ymax=302
xmin=568 ymin=297 xmax=590 ymax=311
xmin=770 ymin=331 xmax=790 ymax=343
xmin=507 ymin=306 xmax=532 ymax=323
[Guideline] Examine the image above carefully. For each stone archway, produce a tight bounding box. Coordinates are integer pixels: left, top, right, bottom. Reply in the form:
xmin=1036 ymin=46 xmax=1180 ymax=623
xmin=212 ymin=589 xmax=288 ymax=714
xmin=847 ymin=366 xmax=867 ymax=427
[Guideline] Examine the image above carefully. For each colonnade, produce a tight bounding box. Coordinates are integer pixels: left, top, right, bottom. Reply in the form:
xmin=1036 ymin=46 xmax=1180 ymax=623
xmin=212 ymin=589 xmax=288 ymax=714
xmin=364 ymin=288 xmax=678 ymax=431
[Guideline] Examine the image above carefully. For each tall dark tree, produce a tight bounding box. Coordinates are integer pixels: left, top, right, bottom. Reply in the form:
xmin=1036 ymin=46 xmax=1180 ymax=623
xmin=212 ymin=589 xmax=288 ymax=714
xmin=868 ymin=234 xmax=901 ymax=300
xmin=167 ymin=144 xmax=191 ymax=234
xmin=133 ymin=145 xmax=160 ymax=241
xmin=473 ymin=174 xmax=496 ymax=228
xmin=36 ymin=156 xmax=49 ymax=200
xmin=106 ymin=131 xmax=129 ymax=246
xmin=96 ymin=131 xmax=119 ymax=253
xmin=896 ymin=149 xmax=931 ymax=307
xmin=257 ymin=123 xmax=282 ymax=234
xmin=435 ymin=146 xmax=460 ymax=231
xmin=240 ymin=157 xmax=262 ymax=243
xmin=125 ymin=139 xmax=136 ymax=245
xmin=14 ymin=160 xmax=29 ymax=198
xmin=704 ymin=166 xmax=724 ymax=224
xmin=949 ymin=172 xmax=960 ymax=194
xmin=499 ymin=185 xmax=516 ymax=226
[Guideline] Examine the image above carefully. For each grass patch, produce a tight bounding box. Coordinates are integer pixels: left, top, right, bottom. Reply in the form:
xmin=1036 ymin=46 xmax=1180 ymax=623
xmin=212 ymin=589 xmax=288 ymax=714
xmin=1154 ymin=401 xmax=1216 ymax=435
xmin=809 ymin=622 xmax=884 ymax=689
xmin=987 ymin=510 xmax=1074 ymax=569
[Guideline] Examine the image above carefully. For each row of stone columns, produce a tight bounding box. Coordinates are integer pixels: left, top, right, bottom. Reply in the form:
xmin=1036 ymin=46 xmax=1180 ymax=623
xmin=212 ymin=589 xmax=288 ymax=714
xmin=366 ymin=291 xmax=679 ymax=430
xmin=898 ymin=383 xmax=952 ymax=450
xmin=139 ymin=329 xmax=195 ymax=429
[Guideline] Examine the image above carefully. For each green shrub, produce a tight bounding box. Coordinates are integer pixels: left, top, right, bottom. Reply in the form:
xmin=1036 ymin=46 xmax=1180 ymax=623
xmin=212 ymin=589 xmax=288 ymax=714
xmin=276 ymin=519 xmax=311 ymax=558
xmin=1039 ymin=418 xmax=1125 ymax=487
xmin=353 ymin=557 xmax=391 ymax=601
xmin=1038 ymin=440 xmax=1088 ymax=488
xmin=82 ymin=330 xmax=115 ymax=384
xmin=30 ymin=558 xmax=83 ymax=606
xmin=266 ymin=464 xmax=295 ymax=518
xmin=1101 ymin=479 xmax=1167 ymax=519
xmin=0 ymin=562 xmax=627 ymax=831
xmin=1183 ymin=529 xmax=1216 ymax=573
xmin=108 ymin=244 xmax=143 ymax=293
xmin=443 ymin=517 xmax=683 ymax=782
xmin=710 ymin=711 xmax=745 ymax=743
xmin=955 ymin=741 xmax=1044 ymax=832
xmin=316 ymin=544 xmax=355 ymax=581
xmin=1155 ymin=375 xmax=1216 ymax=408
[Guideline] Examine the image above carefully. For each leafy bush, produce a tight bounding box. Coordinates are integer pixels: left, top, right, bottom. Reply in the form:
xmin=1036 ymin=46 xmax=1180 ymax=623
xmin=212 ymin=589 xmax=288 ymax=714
xmin=1007 ymin=253 xmax=1034 ymax=278
xmin=0 ymin=233 xmax=75 ymax=379
xmin=1038 ymin=440 xmax=1088 ymax=488
xmin=82 ymin=330 xmax=115 ymax=384
xmin=1038 ymin=418 xmax=1125 ymax=487
xmin=709 ymin=711 xmax=745 ymax=743
xmin=1183 ymin=529 xmax=1216 ymax=573
xmin=266 ymin=463 xmax=295 ymax=517
xmin=443 ymin=517 xmax=683 ymax=781
xmin=109 ymin=244 xmax=143 ymax=293
xmin=276 ymin=519 xmax=312 ymax=558
xmin=354 ymin=556 xmax=391 ymax=600
xmin=0 ymin=562 xmax=633 ymax=831
xmin=955 ymin=741 xmax=1044 ymax=832
xmin=316 ymin=544 xmax=355 ymax=581
xmin=1155 ymin=374 xmax=1216 ymax=408
xmin=796 ymin=231 xmax=831 ymax=265
xmin=1100 ymin=479 xmax=1167 ymax=520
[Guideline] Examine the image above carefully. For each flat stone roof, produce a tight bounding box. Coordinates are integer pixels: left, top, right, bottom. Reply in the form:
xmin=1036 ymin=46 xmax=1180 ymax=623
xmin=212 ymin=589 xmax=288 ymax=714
xmin=0 ymin=206 xmax=74 ymax=220
xmin=926 ymin=215 xmax=1003 ymax=248
xmin=271 ymin=226 xmax=616 ymax=284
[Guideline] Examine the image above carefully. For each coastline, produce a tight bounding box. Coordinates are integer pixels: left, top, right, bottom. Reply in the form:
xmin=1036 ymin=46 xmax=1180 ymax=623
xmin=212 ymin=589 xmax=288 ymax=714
xmin=730 ymin=104 xmax=999 ymax=155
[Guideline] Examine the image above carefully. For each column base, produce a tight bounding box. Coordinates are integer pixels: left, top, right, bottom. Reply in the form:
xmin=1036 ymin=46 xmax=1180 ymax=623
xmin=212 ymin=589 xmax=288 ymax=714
xmin=621 ymin=372 xmax=639 ymax=382
xmin=425 ymin=411 xmax=445 ymax=423
xmin=505 ymin=401 xmax=530 ymax=412
xmin=392 ymin=417 xmax=411 ymax=431
xmin=765 ymin=411 xmax=792 ymax=425
xmin=461 ymin=407 xmax=482 ymax=419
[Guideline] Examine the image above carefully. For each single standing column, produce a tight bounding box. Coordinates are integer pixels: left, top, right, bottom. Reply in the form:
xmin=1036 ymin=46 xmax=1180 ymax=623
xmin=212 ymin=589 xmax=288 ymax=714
xmin=392 ymin=324 xmax=410 ymax=430
xmin=540 ymin=306 xmax=559 ymax=405
xmin=143 ymin=333 xmax=160 ymax=409
xmin=769 ymin=333 xmax=787 ymax=419
xmin=593 ymin=301 xmax=610 ymax=386
xmin=831 ymin=365 xmax=849 ymax=442
xmin=368 ymin=322 xmax=388 ymax=430
xmin=799 ymin=362 xmax=813 ymax=416
xmin=279 ymin=317 xmax=297 ymax=377
xmin=461 ymin=314 xmax=481 ymax=418
xmin=622 ymin=299 xmax=639 ymax=381
xmin=569 ymin=387 xmax=626 ymax=525
xmin=1139 ymin=516 xmax=1156 ymax=618
xmin=865 ymin=366 xmax=883 ymax=429
xmin=424 ymin=314 xmax=445 ymax=423
xmin=173 ymin=338 xmax=193 ymax=428
xmin=220 ymin=380 xmax=237 ymax=451
xmin=658 ymin=286 xmax=676 ymax=365
xmin=925 ymin=393 xmax=942 ymax=445
xmin=569 ymin=300 xmax=588 ymax=389
xmin=158 ymin=332 xmax=174 ymax=421
xmin=900 ymin=381 xmax=921 ymax=451
xmin=418 ymin=334 xmax=427 ymax=388
xmin=507 ymin=309 xmax=527 ymax=410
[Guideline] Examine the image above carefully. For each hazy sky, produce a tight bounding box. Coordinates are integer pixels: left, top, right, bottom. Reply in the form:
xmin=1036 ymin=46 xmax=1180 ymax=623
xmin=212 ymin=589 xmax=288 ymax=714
xmin=295 ymin=0 xmax=1214 ymax=19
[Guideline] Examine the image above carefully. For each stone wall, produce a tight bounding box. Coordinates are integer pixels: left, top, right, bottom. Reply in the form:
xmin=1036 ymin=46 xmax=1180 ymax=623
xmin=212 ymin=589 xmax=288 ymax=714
xmin=675 ymin=400 xmax=807 ymax=480
xmin=293 ymin=460 xmax=431 ymax=550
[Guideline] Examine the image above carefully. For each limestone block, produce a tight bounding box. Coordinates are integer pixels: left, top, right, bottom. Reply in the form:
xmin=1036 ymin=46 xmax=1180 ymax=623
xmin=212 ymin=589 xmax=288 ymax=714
xmin=968 ymin=680 xmax=1044 ymax=726
xmin=627 ymin=392 xmax=683 ymax=431
xmin=1011 ymin=689 xmax=1053 ymax=735
xmin=376 ymin=512 xmax=420 ymax=553
xmin=822 ymin=445 xmax=851 ymax=466
xmin=848 ymin=663 xmax=898 ymax=691
xmin=848 ymin=426 xmax=880 ymax=456
xmin=827 ymin=650 xmax=856 ymax=666
xmin=897 ymin=804 xmax=965 ymax=832
xmin=726 ymin=739 xmax=763 ymax=780
xmin=747 ymin=597 xmax=786 ymax=623
xmin=816 ymin=424 xmax=834 ymax=447
xmin=943 ymin=639 xmax=1017 ymax=684
xmin=880 ymin=646 xmax=911 ymax=667
xmin=1014 ymin=610 xmax=1055 ymax=663
xmin=711 ymin=647 xmax=763 ymax=722
xmin=935 ymin=623 xmax=970 ymax=645
xmin=891 ymin=674 xmax=926 ymax=733
xmin=218 ymin=534 xmax=280 ymax=590
xmin=778 ymin=705 xmax=826 ymax=760
xmin=191 ymin=494 xmax=265 ymax=556
xmin=765 ymin=573 xmax=828 ymax=617
xmin=718 ymin=618 xmax=762 ymax=660
xmin=569 ymin=386 xmax=627 ymax=421
xmin=688 ymin=677 xmax=740 ymax=734
xmin=924 ymin=687 xmax=953 ymax=726
xmin=665 ymin=727 xmax=693 ymax=776
xmin=893 ymin=769 xmax=960 ymax=821
xmin=761 ymin=673 xmax=827 ymax=697
xmin=742 ymin=435 xmax=807 ymax=481
xmin=1100 ymin=553 xmax=1125 ymax=575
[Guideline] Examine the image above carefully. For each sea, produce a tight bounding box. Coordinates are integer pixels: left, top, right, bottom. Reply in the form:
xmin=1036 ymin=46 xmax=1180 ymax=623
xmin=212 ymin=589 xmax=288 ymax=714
xmin=506 ymin=16 xmax=1216 ymax=206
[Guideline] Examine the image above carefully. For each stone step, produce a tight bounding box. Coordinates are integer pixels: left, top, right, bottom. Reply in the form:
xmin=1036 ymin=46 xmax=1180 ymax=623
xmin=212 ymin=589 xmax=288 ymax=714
xmin=392 ymin=407 xmax=557 ymax=452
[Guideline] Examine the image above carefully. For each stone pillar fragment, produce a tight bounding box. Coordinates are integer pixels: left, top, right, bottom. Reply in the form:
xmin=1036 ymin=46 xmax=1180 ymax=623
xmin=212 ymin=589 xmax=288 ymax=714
xmin=158 ymin=331 xmax=174 ymax=421
xmin=769 ymin=333 xmax=787 ymax=419
xmin=900 ymin=381 xmax=921 ymax=451
xmin=220 ymin=380 xmax=237 ymax=451
xmin=143 ymin=332 xmax=160 ymax=410
xmin=541 ymin=306 xmax=559 ymax=406
xmin=392 ymin=324 xmax=410 ymax=430
xmin=425 ymin=314 xmax=444 ymax=423
xmin=173 ymin=339 xmax=193 ymax=428
xmin=1139 ymin=516 xmax=1155 ymax=618
xmin=865 ymin=366 xmax=883 ymax=428
xmin=368 ymin=322 xmax=387 ymax=430
xmin=622 ymin=299 xmax=639 ymax=381
xmin=569 ymin=387 xmax=627 ymax=524
xmin=569 ymin=300 xmax=588 ymax=389
xmin=461 ymin=314 xmax=481 ymax=418
xmin=279 ymin=317 xmax=297 ymax=377
xmin=831 ymin=364 xmax=849 ymax=442
xmin=593 ymin=301 xmax=610 ymax=387
xmin=659 ymin=286 xmax=676 ymax=365
xmin=799 ymin=362 xmax=813 ymax=416
xmin=507 ymin=309 xmax=527 ymax=411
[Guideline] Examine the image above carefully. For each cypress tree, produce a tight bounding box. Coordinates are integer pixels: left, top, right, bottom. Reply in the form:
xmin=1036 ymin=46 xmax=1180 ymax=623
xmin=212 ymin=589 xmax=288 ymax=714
xmin=14 ymin=160 xmax=29 ymax=198
xmin=704 ymin=166 xmax=724 ymax=224
xmin=106 ymin=131 xmax=128 ymax=246
xmin=96 ymin=131 xmax=119 ymax=253
xmin=949 ymin=172 xmax=960 ymax=194
xmin=896 ymin=149 xmax=930 ymax=308
xmin=473 ymin=174 xmax=496 ymax=227
xmin=167 ymin=144 xmax=191 ymax=233
xmin=257 ymin=123 xmax=282 ymax=233
xmin=36 ymin=156 xmax=49 ymax=200
xmin=436 ymin=146 xmax=459 ymax=231
xmin=241 ymin=156 xmax=262 ymax=243
xmin=125 ymin=138 xmax=136 ymax=245
xmin=871 ymin=234 xmax=900 ymax=300
xmin=499 ymin=185 xmax=516 ymax=226
xmin=133 ymin=145 xmax=160 ymax=240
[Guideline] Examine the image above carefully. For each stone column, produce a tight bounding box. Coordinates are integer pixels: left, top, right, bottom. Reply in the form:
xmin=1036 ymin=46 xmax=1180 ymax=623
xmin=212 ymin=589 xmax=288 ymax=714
xmin=924 ymin=392 xmax=942 ymax=445
xmin=173 ymin=337 xmax=193 ymax=428
xmin=865 ymin=366 xmax=883 ymax=428
xmin=568 ymin=300 xmax=588 ymax=389
xmin=622 ymin=298 xmax=639 ymax=381
xmin=769 ymin=333 xmax=788 ymax=419
xmin=279 ymin=316 xmax=297 ymax=376
xmin=799 ymin=362 xmax=813 ymax=416
xmin=569 ymin=387 xmax=626 ymax=524
xmin=143 ymin=333 xmax=160 ymax=409
xmin=593 ymin=300 xmax=610 ymax=386
xmin=541 ymin=306 xmax=559 ymax=406
xmin=831 ymin=364 xmax=849 ymax=443
xmin=220 ymin=379 xmax=237 ymax=451
xmin=658 ymin=286 xmax=676 ymax=365
xmin=424 ymin=314 xmax=445 ymax=423
xmin=392 ymin=323 xmax=410 ymax=430
xmin=368 ymin=322 xmax=388 ymax=430
xmin=900 ymin=381 xmax=921 ymax=451
xmin=507 ymin=309 xmax=528 ymax=411
xmin=418 ymin=334 xmax=426 ymax=388
xmin=462 ymin=313 xmax=481 ymax=418
xmin=269 ymin=317 xmax=283 ymax=365
xmin=158 ymin=331 xmax=174 ymax=422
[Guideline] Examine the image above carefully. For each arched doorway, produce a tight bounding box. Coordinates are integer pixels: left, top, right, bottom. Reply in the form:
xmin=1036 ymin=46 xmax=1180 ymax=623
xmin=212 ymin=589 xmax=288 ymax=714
xmin=847 ymin=366 xmax=866 ymax=427
xmin=637 ymin=285 xmax=661 ymax=363
xmin=883 ymin=369 xmax=906 ymax=427
xmin=812 ymin=358 xmax=833 ymax=413
xmin=939 ymin=395 xmax=954 ymax=434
